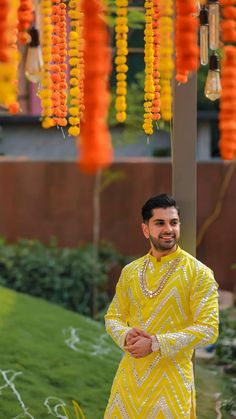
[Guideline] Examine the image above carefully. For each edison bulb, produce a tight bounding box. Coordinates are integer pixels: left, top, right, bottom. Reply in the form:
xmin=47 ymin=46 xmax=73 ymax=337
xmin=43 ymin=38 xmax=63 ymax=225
xmin=200 ymin=7 xmax=209 ymax=65
xmin=25 ymin=28 xmax=43 ymax=83
xmin=25 ymin=46 xmax=43 ymax=83
xmin=208 ymin=0 xmax=219 ymax=50
xmin=204 ymin=53 xmax=222 ymax=101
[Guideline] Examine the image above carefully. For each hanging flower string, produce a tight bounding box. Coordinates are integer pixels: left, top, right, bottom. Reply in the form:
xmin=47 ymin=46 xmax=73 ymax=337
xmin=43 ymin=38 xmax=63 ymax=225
xmin=175 ymin=0 xmax=198 ymax=84
xmin=115 ymin=0 xmax=128 ymax=123
xmin=143 ymin=0 xmax=155 ymax=136
xmin=0 ymin=0 xmax=20 ymax=113
xmin=219 ymin=46 xmax=236 ymax=160
xmin=58 ymin=0 xmax=67 ymax=127
xmin=0 ymin=0 xmax=11 ymax=63
xmin=39 ymin=0 xmax=53 ymax=128
xmin=17 ymin=0 xmax=34 ymax=45
xmin=1 ymin=0 xmax=20 ymax=113
xmin=77 ymin=12 xmax=85 ymax=122
xmin=50 ymin=0 xmax=67 ymax=127
xmin=219 ymin=0 xmax=236 ymax=160
xmin=68 ymin=0 xmax=83 ymax=137
xmin=8 ymin=28 xmax=20 ymax=114
xmin=159 ymin=0 xmax=174 ymax=121
xmin=221 ymin=0 xmax=236 ymax=42
xmin=152 ymin=0 xmax=161 ymax=123
xmin=80 ymin=0 xmax=113 ymax=173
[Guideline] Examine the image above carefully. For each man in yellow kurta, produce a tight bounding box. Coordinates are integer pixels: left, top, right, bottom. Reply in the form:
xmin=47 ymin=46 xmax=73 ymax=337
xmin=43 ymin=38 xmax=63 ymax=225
xmin=104 ymin=194 xmax=219 ymax=418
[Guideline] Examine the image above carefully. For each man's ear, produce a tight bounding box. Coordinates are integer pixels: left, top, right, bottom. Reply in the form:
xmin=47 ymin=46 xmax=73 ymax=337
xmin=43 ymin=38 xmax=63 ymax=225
xmin=141 ymin=222 xmax=149 ymax=239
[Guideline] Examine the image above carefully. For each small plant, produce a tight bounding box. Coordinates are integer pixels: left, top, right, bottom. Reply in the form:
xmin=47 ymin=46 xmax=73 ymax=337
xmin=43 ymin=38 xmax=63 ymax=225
xmin=214 ymin=309 xmax=236 ymax=373
xmin=0 ymin=237 xmax=127 ymax=318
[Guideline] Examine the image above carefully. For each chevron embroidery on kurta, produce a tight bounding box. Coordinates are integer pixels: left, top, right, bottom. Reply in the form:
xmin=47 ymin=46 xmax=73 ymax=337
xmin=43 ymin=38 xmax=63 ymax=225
xmin=104 ymin=246 xmax=219 ymax=418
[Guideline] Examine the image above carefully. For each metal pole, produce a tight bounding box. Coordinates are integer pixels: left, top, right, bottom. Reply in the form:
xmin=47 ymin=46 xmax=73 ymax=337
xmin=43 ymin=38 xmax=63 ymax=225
xmin=172 ymin=74 xmax=197 ymax=257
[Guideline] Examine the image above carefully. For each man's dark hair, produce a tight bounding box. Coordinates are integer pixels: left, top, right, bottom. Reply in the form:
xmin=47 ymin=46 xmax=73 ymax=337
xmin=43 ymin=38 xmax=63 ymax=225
xmin=141 ymin=194 xmax=180 ymax=222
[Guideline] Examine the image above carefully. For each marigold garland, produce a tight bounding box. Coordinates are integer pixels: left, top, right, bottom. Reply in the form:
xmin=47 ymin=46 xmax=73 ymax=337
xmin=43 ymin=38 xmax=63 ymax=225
xmin=219 ymin=46 xmax=236 ymax=160
xmin=219 ymin=0 xmax=236 ymax=159
xmin=152 ymin=0 xmax=161 ymax=122
xmin=50 ymin=0 xmax=67 ymax=127
xmin=175 ymin=0 xmax=198 ymax=84
xmin=0 ymin=0 xmax=11 ymax=63
xmin=220 ymin=0 xmax=236 ymax=42
xmin=80 ymin=0 xmax=113 ymax=173
xmin=0 ymin=0 xmax=20 ymax=113
xmin=143 ymin=0 xmax=155 ymax=135
xmin=159 ymin=0 xmax=174 ymax=121
xmin=39 ymin=0 xmax=53 ymax=129
xmin=68 ymin=0 xmax=84 ymax=137
xmin=115 ymin=0 xmax=128 ymax=123
xmin=17 ymin=0 xmax=34 ymax=45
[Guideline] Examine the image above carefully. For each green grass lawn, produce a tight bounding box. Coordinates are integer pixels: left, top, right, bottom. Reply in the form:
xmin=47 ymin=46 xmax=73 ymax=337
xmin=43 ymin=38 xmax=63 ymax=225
xmin=0 ymin=287 xmax=233 ymax=418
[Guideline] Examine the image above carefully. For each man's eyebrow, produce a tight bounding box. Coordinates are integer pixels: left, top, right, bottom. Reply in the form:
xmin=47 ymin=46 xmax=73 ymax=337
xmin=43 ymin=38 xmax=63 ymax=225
xmin=153 ymin=218 xmax=179 ymax=222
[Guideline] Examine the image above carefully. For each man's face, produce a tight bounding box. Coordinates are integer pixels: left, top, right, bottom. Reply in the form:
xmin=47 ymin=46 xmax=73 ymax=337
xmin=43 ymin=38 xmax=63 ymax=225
xmin=142 ymin=207 xmax=180 ymax=253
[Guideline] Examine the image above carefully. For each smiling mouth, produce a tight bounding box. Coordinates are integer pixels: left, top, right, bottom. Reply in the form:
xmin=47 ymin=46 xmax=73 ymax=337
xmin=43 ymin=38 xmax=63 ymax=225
xmin=160 ymin=236 xmax=175 ymax=240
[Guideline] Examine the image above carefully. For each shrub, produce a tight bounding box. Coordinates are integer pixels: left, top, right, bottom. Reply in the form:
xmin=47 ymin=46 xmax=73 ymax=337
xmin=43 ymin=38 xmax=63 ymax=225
xmin=0 ymin=237 xmax=127 ymax=318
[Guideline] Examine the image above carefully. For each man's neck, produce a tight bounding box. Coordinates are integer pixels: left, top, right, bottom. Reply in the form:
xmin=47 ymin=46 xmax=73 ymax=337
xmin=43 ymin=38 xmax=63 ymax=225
xmin=151 ymin=244 xmax=177 ymax=261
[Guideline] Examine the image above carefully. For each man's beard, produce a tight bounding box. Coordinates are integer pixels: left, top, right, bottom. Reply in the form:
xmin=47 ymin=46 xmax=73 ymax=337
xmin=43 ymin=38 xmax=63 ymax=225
xmin=149 ymin=234 xmax=177 ymax=252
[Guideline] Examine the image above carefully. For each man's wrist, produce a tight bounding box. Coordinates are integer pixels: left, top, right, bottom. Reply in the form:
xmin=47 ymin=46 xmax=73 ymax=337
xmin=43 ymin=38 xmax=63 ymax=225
xmin=151 ymin=335 xmax=160 ymax=352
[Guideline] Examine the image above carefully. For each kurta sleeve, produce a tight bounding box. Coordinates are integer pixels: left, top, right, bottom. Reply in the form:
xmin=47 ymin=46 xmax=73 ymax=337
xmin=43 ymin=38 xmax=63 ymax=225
xmin=156 ymin=266 xmax=219 ymax=358
xmin=105 ymin=266 xmax=131 ymax=350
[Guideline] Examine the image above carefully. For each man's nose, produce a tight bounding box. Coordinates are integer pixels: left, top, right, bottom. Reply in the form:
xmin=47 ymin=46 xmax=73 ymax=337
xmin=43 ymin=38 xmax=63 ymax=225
xmin=163 ymin=223 xmax=172 ymax=233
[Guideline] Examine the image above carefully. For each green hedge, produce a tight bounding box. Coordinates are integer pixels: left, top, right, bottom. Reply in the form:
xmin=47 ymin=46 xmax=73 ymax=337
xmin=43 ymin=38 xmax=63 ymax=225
xmin=0 ymin=238 xmax=127 ymax=317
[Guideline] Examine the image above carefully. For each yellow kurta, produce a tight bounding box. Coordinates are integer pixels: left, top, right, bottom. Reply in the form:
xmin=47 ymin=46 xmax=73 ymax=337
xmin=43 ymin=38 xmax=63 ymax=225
xmin=104 ymin=247 xmax=219 ymax=418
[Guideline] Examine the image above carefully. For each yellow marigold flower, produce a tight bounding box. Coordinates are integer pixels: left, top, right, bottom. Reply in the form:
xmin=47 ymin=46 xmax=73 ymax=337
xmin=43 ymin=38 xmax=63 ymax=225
xmin=115 ymin=25 xmax=128 ymax=34
xmin=39 ymin=90 xmax=51 ymax=99
xmin=41 ymin=79 xmax=51 ymax=87
xmin=69 ymin=41 xmax=78 ymax=49
xmin=117 ymin=48 xmax=128 ymax=56
xmin=68 ymin=49 xmax=79 ymax=57
xmin=116 ymin=17 xmax=127 ymax=25
xmin=115 ymin=56 xmax=126 ymax=65
xmin=70 ymin=68 xmax=80 ymax=77
xmin=116 ymin=40 xmax=126 ymax=48
xmin=42 ymin=118 xmax=54 ymax=129
xmin=116 ymin=96 xmax=126 ymax=105
xmin=42 ymin=16 xmax=51 ymax=24
xmin=116 ymin=112 xmax=126 ymax=122
xmin=68 ymin=10 xmax=80 ymax=19
xmin=68 ymin=126 xmax=80 ymax=136
xmin=115 ymin=33 xmax=128 ymax=41
xmin=116 ymin=87 xmax=127 ymax=95
xmin=116 ymin=64 xmax=128 ymax=73
xmin=69 ymin=57 xmax=79 ymax=66
xmin=117 ymin=8 xmax=127 ymax=15
xmin=145 ymin=14 xmax=153 ymax=22
xmin=69 ymin=117 xmax=80 ymax=125
xmin=69 ymin=107 xmax=79 ymax=116
xmin=70 ymin=99 xmax=79 ymax=106
xmin=69 ymin=31 xmax=79 ymax=40
xmin=117 ymin=81 xmax=127 ymax=88
xmin=70 ymin=77 xmax=79 ymax=86
xmin=115 ymin=102 xmax=127 ymax=112
xmin=116 ymin=73 xmax=127 ymax=81
xmin=145 ymin=93 xmax=155 ymax=100
xmin=70 ymin=87 xmax=80 ymax=96
xmin=116 ymin=0 xmax=128 ymax=6
xmin=42 ymin=109 xmax=52 ymax=117
xmin=42 ymin=99 xmax=52 ymax=107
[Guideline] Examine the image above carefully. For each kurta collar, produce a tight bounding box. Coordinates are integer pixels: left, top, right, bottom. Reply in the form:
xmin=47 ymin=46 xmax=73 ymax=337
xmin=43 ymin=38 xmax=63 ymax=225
xmin=148 ymin=245 xmax=182 ymax=264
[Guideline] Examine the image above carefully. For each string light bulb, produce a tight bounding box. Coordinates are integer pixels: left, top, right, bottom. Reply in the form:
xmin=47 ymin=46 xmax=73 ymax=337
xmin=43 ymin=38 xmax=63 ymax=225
xmin=200 ymin=6 xmax=209 ymax=65
xmin=208 ymin=0 xmax=219 ymax=50
xmin=204 ymin=52 xmax=222 ymax=101
xmin=25 ymin=27 xmax=43 ymax=83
